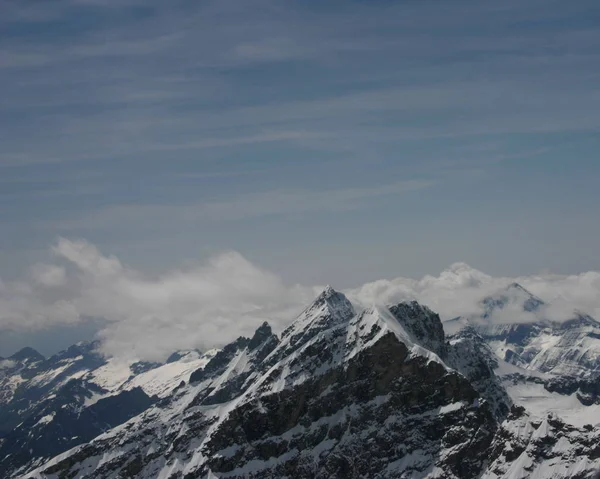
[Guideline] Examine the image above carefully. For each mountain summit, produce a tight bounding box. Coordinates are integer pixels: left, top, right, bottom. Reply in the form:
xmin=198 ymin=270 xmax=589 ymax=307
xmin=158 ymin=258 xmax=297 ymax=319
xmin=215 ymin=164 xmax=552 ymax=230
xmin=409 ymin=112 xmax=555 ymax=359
xmin=8 ymin=347 xmax=45 ymax=363
xmin=481 ymin=282 xmax=544 ymax=317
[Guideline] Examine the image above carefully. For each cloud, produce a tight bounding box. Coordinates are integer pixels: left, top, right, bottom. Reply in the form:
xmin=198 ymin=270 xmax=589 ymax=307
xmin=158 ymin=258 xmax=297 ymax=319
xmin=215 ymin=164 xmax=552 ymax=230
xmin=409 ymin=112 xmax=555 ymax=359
xmin=1 ymin=0 xmax=599 ymax=168
xmin=38 ymin=179 xmax=435 ymax=231
xmin=2 ymin=239 xmax=600 ymax=361
xmin=348 ymin=262 xmax=600 ymax=327
xmin=0 ymin=238 xmax=317 ymax=361
xmin=31 ymin=264 xmax=67 ymax=287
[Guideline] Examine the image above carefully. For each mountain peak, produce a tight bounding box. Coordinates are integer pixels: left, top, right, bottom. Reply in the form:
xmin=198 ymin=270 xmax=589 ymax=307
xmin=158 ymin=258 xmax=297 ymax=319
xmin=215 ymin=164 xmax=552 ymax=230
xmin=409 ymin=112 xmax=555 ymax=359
xmin=277 ymin=287 xmax=354 ymax=357
xmin=316 ymin=284 xmax=336 ymax=299
xmin=248 ymin=321 xmax=275 ymax=350
xmin=482 ymin=282 xmax=544 ymax=317
xmin=308 ymin=286 xmax=353 ymax=318
xmin=507 ymin=282 xmax=527 ymax=292
xmin=8 ymin=346 xmax=44 ymax=362
xmin=388 ymin=301 xmax=446 ymax=357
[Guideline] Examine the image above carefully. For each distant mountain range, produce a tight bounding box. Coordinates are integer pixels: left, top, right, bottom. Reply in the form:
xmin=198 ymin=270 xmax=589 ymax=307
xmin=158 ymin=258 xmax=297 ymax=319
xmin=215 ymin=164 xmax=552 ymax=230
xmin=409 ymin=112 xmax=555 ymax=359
xmin=2 ymin=284 xmax=600 ymax=478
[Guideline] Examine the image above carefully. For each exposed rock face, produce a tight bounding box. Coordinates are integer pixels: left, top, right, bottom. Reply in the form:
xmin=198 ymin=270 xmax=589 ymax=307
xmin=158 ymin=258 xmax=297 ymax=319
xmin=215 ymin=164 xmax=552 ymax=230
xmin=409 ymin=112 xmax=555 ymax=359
xmin=446 ymin=326 xmax=512 ymax=419
xmin=248 ymin=322 xmax=273 ymax=350
xmin=0 ymin=341 xmax=105 ymax=438
xmin=202 ymin=333 xmax=494 ymax=479
xmin=389 ymin=301 xmax=447 ymax=358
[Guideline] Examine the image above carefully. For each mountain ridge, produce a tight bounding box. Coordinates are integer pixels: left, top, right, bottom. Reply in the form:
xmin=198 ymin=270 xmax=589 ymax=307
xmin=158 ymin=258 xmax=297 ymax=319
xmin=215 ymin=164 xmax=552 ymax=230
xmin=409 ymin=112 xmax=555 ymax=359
xmin=1 ymin=286 xmax=600 ymax=478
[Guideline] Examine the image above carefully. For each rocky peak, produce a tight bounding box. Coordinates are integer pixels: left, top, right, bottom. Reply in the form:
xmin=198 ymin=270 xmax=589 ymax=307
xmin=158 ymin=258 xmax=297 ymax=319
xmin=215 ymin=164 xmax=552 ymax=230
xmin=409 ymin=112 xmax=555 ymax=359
xmin=248 ymin=321 xmax=274 ymax=350
xmin=166 ymin=350 xmax=186 ymax=363
xmin=276 ymin=287 xmax=354 ymax=359
xmin=18 ymin=288 xmax=600 ymax=479
xmin=388 ymin=301 xmax=446 ymax=357
xmin=306 ymin=285 xmax=354 ymax=321
xmin=8 ymin=347 xmax=45 ymax=363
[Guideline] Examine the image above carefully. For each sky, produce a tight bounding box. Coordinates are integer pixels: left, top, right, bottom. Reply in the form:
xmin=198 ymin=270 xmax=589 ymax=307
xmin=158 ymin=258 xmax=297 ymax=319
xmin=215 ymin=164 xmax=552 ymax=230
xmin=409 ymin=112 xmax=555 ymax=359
xmin=1 ymin=0 xmax=600 ymax=358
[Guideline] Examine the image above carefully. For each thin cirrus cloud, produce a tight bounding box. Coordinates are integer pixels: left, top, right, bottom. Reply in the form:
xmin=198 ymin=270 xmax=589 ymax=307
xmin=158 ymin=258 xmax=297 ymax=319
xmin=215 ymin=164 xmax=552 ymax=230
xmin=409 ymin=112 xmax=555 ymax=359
xmin=1 ymin=0 xmax=599 ymax=167
xmin=37 ymin=179 xmax=436 ymax=231
xmin=2 ymin=238 xmax=600 ymax=361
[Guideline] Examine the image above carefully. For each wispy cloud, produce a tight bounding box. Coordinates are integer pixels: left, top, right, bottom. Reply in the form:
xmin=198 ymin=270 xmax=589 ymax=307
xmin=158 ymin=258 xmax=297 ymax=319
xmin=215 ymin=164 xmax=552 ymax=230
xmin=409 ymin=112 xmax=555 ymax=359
xmin=1 ymin=0 xmax=599 ymax=167
xmin=39 ymin=179 xmax=436 ymax=231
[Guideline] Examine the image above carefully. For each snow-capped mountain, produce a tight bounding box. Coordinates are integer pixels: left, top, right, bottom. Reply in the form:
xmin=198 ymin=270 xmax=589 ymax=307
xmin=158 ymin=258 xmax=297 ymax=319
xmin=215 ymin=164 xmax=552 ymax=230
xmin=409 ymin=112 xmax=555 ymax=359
xmin=0 ymin=341 xmax=215 ymax=477
xmin=447 ymin=282 xmax=600 ymax=377
xmin=445 ymin=282 xmax=600 ymax=459
xmin=2 ymin=287 xmax=600 ymax=478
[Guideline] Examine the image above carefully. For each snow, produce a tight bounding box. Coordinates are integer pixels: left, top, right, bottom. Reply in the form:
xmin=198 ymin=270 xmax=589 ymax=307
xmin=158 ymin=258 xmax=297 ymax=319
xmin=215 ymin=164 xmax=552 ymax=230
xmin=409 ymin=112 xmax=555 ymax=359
xmin=504 ymin=381 xmax=600 ymax=427
xmin=87 ymin=359 xmax=134 ymax=391
xmin=311 ymin=439 xmax=336 ymax=458
xmin=28 ymin=364 xmax=70 ymax=387
xmin=87 ymin=350 xmax=216 ymax=398
xmin=438 ymin=402 xmax=466 ymax=415
xmin=0 ymin=359 xmax=17 ymax=370
xmin=83 ymin=391 xmax=107 ymax=407
xmin=385 ymin=449 xmax=432 ymax=476
xmin=34 ymin=413 xmax=55 ymax=427
xmin=123 ymin=353 xmax=214 ymax=398
xmin=217 ymin=449 xmax=300 ymax=477
xmin=0 ymin=374 xmax=25 ymax=403
xmin=346 ymin=306 xmax=449 ymax=369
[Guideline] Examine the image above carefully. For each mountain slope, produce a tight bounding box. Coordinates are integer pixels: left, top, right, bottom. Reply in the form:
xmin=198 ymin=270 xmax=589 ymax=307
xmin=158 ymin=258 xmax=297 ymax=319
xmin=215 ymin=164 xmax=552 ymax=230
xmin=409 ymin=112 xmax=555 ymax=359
xmin=0 ymin=343 xmax=216 ymax=477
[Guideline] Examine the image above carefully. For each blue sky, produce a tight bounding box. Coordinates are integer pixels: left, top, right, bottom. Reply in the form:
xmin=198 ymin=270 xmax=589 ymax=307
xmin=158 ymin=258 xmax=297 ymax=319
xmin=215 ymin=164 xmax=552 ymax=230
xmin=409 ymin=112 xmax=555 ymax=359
xmin=1 ymin=0 xmax=600 ymax=356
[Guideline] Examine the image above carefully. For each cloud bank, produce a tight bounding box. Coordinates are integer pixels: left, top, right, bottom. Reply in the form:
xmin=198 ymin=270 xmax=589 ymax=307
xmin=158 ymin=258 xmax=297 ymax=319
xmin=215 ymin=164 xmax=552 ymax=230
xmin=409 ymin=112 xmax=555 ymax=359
xmin=348 ymin=262 xmax=600 ymax=326
xmin=1 ymin=239 xmax=600 ymax=361
xmin=0 ymin=238 xmax=317 ymax=361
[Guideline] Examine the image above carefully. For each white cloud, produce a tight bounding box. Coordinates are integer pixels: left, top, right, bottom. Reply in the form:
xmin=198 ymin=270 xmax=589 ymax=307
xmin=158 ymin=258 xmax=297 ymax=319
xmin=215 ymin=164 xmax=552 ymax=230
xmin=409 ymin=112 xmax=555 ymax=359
xmin=348 ymin=262 xmax=600 ymax=328
xmin=0 ymin=238 xmax=317 ymax=361
xmin=31 ymin=264 xmax=67 ymax=287
xmin=2 ymin=240 xmax=600 ymax=361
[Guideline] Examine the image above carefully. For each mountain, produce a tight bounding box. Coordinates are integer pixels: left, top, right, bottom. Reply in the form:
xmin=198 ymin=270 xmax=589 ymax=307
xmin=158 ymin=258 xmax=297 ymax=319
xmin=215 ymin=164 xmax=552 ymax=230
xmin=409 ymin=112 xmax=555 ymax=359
xmin=0 ymin=341 xmax=215 ymax=477
xmin=460 ymin=283 xmax=600 ymax=377
xmin=481 ymin=282 xmax=544 ymax=317
xmin=445 ymin=282 xmax=600 ymax=446
xmin=8 ymin=347 xmax=45 ymax=363
xmin=2 ymin=287 xmax=600 ymax=478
